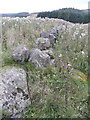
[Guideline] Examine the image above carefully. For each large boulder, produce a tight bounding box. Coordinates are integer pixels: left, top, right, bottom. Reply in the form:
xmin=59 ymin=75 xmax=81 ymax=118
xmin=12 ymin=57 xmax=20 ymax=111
xmin=50 ymin=27 xmax=58 ymax=37
xmin=42 ymin=48 xmax=54 ymax=59
xmin=28 ymin=48 xmax=50 ymax=68
xmin=40 ymin=32 xmax=56 ymax=47
xmin=49 ymin=34 xmax=56 ymax=47
xmin=40 ymin=32 xmax=50 ymax=38
xmin=1 ymin=67 xmax=30 ymax=118
xmin=34 ymin=37 xmax=51 ymax=50
xmin=57 ymin=24 xmax=66 ymax=31
xmin=12 ymin=45 xmax=30 ymax=62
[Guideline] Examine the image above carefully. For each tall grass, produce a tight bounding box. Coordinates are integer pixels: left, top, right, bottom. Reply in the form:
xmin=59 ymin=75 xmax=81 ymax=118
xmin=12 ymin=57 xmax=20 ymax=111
xmin=1 ymin=17 xmax=88 ymax=118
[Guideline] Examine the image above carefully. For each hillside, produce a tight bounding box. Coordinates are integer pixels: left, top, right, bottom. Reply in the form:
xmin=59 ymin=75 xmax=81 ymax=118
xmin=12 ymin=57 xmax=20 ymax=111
xmin=1 ymin=17 xmax=88 ymax=118
xmin=37 ymin=8 xmax=89 ymax=23
xmin=0 ymin=8 xmax=89 ymax=24
xmin=0 ymin=12 xmax=30 ymax=17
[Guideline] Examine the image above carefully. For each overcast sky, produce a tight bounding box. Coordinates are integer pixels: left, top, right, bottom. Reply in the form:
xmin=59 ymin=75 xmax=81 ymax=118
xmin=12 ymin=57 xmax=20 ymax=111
xmin=0 ymin=0 xmax=89 ymax=13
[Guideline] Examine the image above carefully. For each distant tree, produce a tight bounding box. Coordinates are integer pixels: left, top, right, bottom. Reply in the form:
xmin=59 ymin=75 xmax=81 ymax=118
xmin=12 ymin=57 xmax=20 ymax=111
xmin=37 ymin=8 xmax=89 ymax=24
xmin=1 ymin=12 xmax=30 ymax=18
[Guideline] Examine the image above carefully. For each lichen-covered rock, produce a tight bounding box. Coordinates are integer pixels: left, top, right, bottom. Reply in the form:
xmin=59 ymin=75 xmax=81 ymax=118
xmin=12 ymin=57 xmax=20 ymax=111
xmin=50 ymin=27 xmax=58 ymax=37
xmin=40 ymin=32 xmax=56 ymax=47
xmin=12 ymin=45 xmax=30 ymax=62
xmin=40 ymin=32 xmax=50 ymax=38
xmin=42 ymin=48 xmax=54 ymax=59
xmin=28 ymin=48 xmax=50 ymax=68
xmin=49 ymin=34 xmax=56 ymax=47
xmin=57 ymin=24 xmax=66 ymax=31
xmin=1 ymin=67 xmax=30 ymax=118
xmin=34 ymin=37 xmax=51 ymax=50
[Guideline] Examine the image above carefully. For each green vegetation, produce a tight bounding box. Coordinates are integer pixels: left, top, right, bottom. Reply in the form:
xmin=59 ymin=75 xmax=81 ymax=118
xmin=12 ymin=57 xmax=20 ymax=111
xmin=37 ymin=8 xmax=90 ymax=24
xmin=0 ymin=12 xmax=30 ymax=17
xmin=1 ymin=17 xmax=88 ymax=118
xmin=24 ymin=66 xmax=88 ymax=118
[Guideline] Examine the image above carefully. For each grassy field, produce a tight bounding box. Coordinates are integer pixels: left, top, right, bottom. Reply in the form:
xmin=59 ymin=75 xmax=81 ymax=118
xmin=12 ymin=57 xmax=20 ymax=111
xmin=1 ymin=16 xmax=88 ymax=118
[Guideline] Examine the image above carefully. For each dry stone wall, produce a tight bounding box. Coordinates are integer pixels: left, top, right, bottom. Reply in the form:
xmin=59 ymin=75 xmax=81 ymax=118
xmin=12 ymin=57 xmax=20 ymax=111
xmin=1 ymin=21 xmax=88 ymax=118
xmin=12 ymin=25 xmax=60 ymax=68
xmin=1 ymin=25 xmax=60 ymax=118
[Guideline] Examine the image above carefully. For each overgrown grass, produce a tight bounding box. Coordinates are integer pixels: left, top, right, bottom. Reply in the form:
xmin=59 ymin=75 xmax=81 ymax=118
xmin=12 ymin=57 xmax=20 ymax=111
xmin=23 ymin=66 xmax=88 ymax=118
xmin=1 ymin=17 xmax=88 ymax=118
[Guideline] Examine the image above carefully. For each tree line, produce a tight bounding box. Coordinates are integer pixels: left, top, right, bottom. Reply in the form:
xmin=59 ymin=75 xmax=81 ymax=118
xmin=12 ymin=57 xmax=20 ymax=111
xmin=0 ymin=12 xmax=30 ymax=17
xmin=37 ymin=8 xmax=90 ymax=24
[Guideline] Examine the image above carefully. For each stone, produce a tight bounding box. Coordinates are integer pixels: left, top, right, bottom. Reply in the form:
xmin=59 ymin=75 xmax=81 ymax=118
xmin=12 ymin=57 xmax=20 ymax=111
xmin=12 ymin=45 xmax=30 ymax=62
xmin=49 ymin=34 xmax=56 ymax=47
xmin=1 ymin=67 xmax=30 ymax=118
xmin=28 ymin=48 xmax=50 ymax=68
xmin=50 ymin=27 xmax=58 ymax=37
xmin=42 ymin=48 xmax=54 ymax=59
xmin=40 ymin=32 xmax=56 ymax=47
xmin=57 ymin=24 xmax=66 ymax=31
xmin=40 ymin=32 xmax=50 ymax=38
xmin=34 ymin=37 xmax=51 ymax=50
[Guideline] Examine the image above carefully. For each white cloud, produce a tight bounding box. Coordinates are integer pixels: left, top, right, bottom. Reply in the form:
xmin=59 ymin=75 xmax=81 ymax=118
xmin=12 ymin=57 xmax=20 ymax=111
xmin=0 ymin=0 xmax=89 ymax=13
